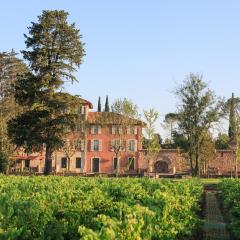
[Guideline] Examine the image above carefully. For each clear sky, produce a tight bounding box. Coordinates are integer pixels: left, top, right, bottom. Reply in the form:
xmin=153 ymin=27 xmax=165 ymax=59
xmin=1 ymin=1 xmax=240 ymax=138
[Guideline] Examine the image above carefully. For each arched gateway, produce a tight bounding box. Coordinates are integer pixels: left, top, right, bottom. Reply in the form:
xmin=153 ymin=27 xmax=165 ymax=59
xmin=154 ymin=157 xmax=171 ymax=173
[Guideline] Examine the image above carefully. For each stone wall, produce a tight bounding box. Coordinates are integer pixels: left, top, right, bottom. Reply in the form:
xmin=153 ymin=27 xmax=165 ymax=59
xmin=150 ymin=149 xmax=235 ymax=175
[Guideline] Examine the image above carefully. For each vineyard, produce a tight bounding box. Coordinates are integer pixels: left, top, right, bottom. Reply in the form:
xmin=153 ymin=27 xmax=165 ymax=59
xmin=0 ymin=176 xmax=202 ymax=240
xmin=219 ymin=179 xmax=240 ymax=239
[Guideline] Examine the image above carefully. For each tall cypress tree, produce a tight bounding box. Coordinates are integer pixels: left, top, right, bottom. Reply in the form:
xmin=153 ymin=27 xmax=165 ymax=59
xmin=97 ymin=96 xmax=101 ymax=112
xmin=8 ymin=10 xmax=85 ymax=175
xmin=105 ymin=95 xmax=110 ymax=112
xmin=228 ymin=93 xmax=237 ymax=140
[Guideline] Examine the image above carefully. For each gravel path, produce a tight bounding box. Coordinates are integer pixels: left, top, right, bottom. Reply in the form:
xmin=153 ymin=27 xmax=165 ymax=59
xmin=203 ymin=191 xmax=230 ymax=240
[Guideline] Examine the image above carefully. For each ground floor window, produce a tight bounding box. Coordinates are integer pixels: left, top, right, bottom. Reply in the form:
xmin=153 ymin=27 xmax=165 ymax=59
xmin=92 ymin=158 xmax=100 ymax=172
xmin=61 ymin=157 xmax=67 ymax=168
xmin=128 ymin=157 xmax=135 ymax=170
xmin=25 ymin=159 xmax=30 ymax=168
xmin=76 ymin=157 xmax=82 ymax=169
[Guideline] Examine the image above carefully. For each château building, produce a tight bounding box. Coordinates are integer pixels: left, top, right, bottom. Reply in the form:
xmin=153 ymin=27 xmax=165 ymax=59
xmin=11 ymin=98 xmax=146 ymax=174
xmin=11 ymin=98 xmax=236 ymax=176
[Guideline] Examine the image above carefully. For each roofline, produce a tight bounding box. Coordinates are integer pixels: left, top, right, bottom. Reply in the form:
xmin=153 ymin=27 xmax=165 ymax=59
xmin=88 ymin=111 xmax=146 ymax=126
xmin=80 ymin=98 xmax=93 ymax=109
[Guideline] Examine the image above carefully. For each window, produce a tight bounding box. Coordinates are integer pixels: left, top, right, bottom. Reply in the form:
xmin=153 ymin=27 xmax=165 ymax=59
xmin=61 ymin=157 xmax=67 ymax=168
xmin=128 ymin=157 xmax=135 ymax=170
xmin=114 ymin=139 xmax=121 ymax=148
xmin=116 ymin=126 xmax=122 ymax=135
xmin=81 ymin=106 xmax=85 ymax=114
xmin=63 ymin=107 xmax=69 ymax=114
xmin=129 ymin=140 xmax=136 ymax=152
xmin=93 ymin=125 xmax=99 ymax=134
xmin=90 ymin=140 xmax=102 ymax=151
xmin=93 ymin=140 xmax=100 ymax=151
xmin=112 ymin=125 xmax=122 ymax=135
xmin=92 ymin=125 xmax=101 ymax=134
xmin=25 ymin=159 xmax=30 ymax=168
xmin=113 ymin=157 xmax=118 ymax=170
xmin=73 ymin=140 xmax=84 ymax=150
xmin=134 ymin=126 xmax=138 ymax=135
xmin=76 ymin=158 xmax=82 ymax=169
xmin=92 ymin=158 xmax=100 ymax=172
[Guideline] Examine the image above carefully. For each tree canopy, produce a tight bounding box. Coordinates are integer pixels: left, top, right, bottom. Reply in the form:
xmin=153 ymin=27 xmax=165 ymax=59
xmin=174 ymin=73 xmax=222 ymax=176
xmin=8 ymin=10 xmax=85 ymax=174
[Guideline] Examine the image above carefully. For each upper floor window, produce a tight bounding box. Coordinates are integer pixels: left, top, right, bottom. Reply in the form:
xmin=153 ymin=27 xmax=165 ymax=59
xmin=126 ymin=126 xmax=138 ymax=135
xmin=110 ymin=139 xmax=122 ymax=152
xmin=134 ymin=126 xmax=138 ymax=135
xmin=91 ymin=125 xmax=101 ymax=135
xmin=90 ymin=140 xmax=102 ymax=152
xmin=73 ymin=139 xmax=85 ymax=151
xmin=63 ymin=107 xmax=69 ymax=114
xmin=128 ymin=140 xmax=137 ymax=152
xmin=112 ymin=125 xmax=122 ymax=135
xmin=94 ymin=140 xmax=99 ymax=151
xmin=81 ymin=106 xmax=85 ymax=114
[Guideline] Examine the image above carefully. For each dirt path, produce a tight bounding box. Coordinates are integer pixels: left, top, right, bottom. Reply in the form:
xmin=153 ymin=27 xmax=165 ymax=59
xmin=202 ymin=188 xmax=230 ymax=240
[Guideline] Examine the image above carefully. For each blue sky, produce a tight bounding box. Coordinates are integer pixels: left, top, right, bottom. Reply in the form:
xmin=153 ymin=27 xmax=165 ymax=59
xmin=1 ymin=1 xmax=240 ymax=137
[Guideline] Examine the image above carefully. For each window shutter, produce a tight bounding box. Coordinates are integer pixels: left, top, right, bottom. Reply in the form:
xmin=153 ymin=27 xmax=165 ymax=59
xmin=134 ymin=140 xmax=138 ymax=152
xmin=127 ymin=126 xmax=131 ymax=134
xmin=81 ymin=125 xmax=84 ymax=133
xmin=81 ymin=140 xmax=85 ymax=151
xmin=134 ymin=126 xmax=138 ymax=135
xmin=90 ymin=140 xmax=94 ymax=151
xmin=99 ymin=140 xmax=102 ymax=152
xmin=126 ymin=140 xmax=130 ymax=152
xmin=77 ymin=106 xmax=81 ymax=114
xmin=81 ymin=106 xmax=85 ymax=114
xmin=91 ymin=126 xmax=94 ymax=134
xmin=123 ymin=140 xmax=127 ymax=151
xmin=109 ymin=140 xmax=112 ymax=152
xmin=119 ymin=140 xmax=123 ymax=151
xmin=119 ymin=127 xmax=123 ymax=134
xmin=98 ymin=126 xmax=102 ymax=134
xmin=112 ymin=125 xmax=116 ymax=134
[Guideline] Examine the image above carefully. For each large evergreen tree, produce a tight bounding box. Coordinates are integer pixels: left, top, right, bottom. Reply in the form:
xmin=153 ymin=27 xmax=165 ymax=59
xmin=8 ymin=10 xmax=85 ymax=175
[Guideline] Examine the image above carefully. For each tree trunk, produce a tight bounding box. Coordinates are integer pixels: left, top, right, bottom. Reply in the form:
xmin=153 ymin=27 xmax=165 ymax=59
xmin=189 ymin=151 xmax=194 ymax=176
xmin=116 ymin=152 xmax=120 ymax=176
xmin=235 ymin=151 xmax=238 ymax=178
xmin=44 ymin=145 xmax=53 ymax=175
xmin=67 ymin=156 xmax=71 ymax=172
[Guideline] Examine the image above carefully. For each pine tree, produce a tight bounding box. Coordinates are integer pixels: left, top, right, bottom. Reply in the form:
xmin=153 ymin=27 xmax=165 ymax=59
xmin=97 ymin=96 xmax=101 ymax=112
xmin=105 ymin=95 xmax=110 ymax=112
xmin=228 ymin=93 xmax=237 ymax=140
xmin=8 ymin=10 xmax=85 ymax=175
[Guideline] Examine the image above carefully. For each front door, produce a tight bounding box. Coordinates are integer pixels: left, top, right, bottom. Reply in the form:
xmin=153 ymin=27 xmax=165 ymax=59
xmin=92 ymin=158 xmax=100 ymax=173
xmin=128 ymin=157 xmax=135 ymax=171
